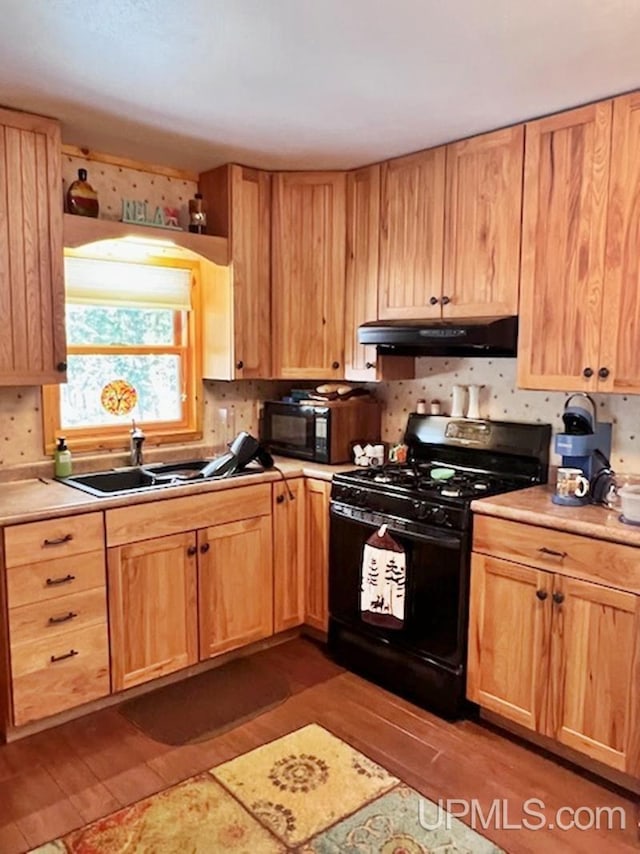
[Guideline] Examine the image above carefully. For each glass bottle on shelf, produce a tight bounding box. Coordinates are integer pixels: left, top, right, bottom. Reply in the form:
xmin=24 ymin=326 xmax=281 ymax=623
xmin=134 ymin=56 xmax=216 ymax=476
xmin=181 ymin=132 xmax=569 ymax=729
xmin=66 ymin=168 xmax=99 ymax=217
xmin=188 ymin=193 xmax=207 ymax=234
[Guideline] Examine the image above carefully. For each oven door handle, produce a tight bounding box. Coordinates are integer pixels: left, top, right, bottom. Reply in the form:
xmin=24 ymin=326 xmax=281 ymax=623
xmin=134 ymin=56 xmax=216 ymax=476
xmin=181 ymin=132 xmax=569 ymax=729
xmin=330 ymin=503 xmax=462 ymax=549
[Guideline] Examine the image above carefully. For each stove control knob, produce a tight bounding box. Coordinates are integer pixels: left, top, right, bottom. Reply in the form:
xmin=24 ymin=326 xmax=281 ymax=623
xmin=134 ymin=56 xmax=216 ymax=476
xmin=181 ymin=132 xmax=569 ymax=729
xmin=412 ymin=500 xmax=427 ymax=519
xmin=430 ymin=506 xmax=447 ymax=524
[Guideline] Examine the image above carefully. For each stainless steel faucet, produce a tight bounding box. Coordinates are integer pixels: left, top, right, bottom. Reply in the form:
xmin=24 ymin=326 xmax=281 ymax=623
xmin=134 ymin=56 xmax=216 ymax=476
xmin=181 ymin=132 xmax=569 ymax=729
xmin=130 ymin=421 xmax=145 ymax=466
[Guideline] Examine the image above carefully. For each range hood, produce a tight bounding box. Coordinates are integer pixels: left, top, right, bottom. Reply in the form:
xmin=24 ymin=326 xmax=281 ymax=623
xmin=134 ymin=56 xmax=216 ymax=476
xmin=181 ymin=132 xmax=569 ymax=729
xmin=358 ymin=315 xmax=518 ymax=357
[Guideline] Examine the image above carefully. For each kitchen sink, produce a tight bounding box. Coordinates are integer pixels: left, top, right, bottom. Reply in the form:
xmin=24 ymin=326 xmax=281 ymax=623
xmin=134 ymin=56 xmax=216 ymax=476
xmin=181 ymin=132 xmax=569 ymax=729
xmin=57 ymin=459 xmax=261 ymax=498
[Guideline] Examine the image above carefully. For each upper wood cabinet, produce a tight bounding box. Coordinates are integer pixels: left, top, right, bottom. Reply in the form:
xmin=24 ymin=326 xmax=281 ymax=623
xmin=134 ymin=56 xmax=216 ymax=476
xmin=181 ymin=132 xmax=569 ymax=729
xmin=600 ymin=92 xmax=640 ymax=394
xmin=443 ymin=126 xmax=523 ymax=318
xmin=272 ymin=172 xmax=346 ymax=379
xmin=517 ymin=102 xmax=613 ymax=391
xmin=0 ymin=107 xmax=66 ymax=385
xmin=344 ymin=165 xmax=414 ymax=382
xmin=199 ymin=164 xmax=271 ymax=379
xmin=378 ymin=148 xmax=446 ymax=320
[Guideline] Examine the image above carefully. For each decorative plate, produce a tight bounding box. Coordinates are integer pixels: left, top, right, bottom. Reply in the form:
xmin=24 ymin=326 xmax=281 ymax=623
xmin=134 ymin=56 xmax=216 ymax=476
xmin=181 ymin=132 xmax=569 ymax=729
xmin=100 ymin=379 xmax=138 ymax=416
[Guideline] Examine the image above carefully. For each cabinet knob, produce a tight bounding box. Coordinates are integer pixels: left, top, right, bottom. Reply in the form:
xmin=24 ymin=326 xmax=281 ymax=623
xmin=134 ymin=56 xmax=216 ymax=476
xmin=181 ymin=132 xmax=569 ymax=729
xmin=187 ymin=545 xmax=197 ymax=556
xmin=332 ymin=361 xmax=340 ymax=370
xmin=583 ymin=367 xmax=594 ymax=378
xmin=429 ymin=296 xmax=439 ymax=306
xmin=56 ymin=361 xmax=67 ymax=372
xmin=598 ymin=367 xmax=610 ymax=379
xmin=276 ymin=494 xmax=285 ymax=504
xmin=552 ymin=591 xmax=565 ymax=605
xmin=236 ymin=360 xmax=244 ymax=370
xmin=535 ymin=589 xmax=548 ymax=601
xmin=365 ymin=361 xmax=375 ymax=370
xmin=200 ymin=542 xmax=210 ymax=554
xmin=441 ymin=296 xmax=451 ymax=306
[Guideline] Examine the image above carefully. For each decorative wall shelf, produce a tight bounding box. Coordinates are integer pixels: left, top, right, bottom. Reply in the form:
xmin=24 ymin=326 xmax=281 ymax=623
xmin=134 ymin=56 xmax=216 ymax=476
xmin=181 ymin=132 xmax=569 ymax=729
xmin=63 ymin=214 xmax=229 ymax=266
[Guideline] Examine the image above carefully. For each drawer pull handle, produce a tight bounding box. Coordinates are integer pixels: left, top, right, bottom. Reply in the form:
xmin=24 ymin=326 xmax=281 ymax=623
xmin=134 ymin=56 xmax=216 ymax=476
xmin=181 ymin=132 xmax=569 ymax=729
xmin=48 ymin=611 xmax=78 ymax=625
xmin=535 ymin=589 xmax=548 ymax=601
xmin=552 ymin=591 xmax=565 ymax=605
xmin=50 ymin=649 xmax=78 ymax=663
xmin=46 ymin=574 xmax=76 ymax=587
xmin=43 ymin=534 xmax=73 ymax=547
xmin=538 ymin=547 xmax=567 ymax=559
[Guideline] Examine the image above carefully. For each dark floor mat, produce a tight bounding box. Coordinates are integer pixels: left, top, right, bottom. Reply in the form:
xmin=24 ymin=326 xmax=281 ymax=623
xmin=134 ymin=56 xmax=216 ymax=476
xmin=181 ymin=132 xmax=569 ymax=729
xmin=119 ymin=656 xmax=291 ymax=746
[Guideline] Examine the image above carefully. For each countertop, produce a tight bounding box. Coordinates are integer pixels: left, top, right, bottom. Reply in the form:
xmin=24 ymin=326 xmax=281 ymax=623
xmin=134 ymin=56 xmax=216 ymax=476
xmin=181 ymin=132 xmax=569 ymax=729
xmin=472 ymin=483 xmax=640 ymax=548
xmin=0 ymin=458 xmax=355 ymax=527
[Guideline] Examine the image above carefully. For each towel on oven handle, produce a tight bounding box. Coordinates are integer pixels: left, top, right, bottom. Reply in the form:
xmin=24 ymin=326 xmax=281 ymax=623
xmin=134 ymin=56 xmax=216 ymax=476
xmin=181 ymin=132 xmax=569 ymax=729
xmin=360 ymin=524 xmax=406 ymax=629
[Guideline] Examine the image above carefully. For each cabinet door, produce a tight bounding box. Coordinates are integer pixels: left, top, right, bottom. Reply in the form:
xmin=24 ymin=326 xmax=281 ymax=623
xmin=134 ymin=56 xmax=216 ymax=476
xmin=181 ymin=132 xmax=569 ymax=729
xmin=0 ymin=107 xmax=66 ymax=385
xmin=199 ymin=515 xmax=273 ymax=658
xmin=305 ymin=479 xmax=331 ymax=632
xmin=518 ymin=102 xmax=612 ymax=391
xmin=600 ymin=92 xmax=640 ymax=394
xmin=272 ymin=479 xmax=305 ymax=632
xmin=548 ymin=576 xmax=640 ymax=775
xmin=344 ymin=165 xmax=380 ymax=381
xmin=107 ymin=532 xmax=198 ymax=691
xmin=272 ymin=172 xmax=346 ymax=378
xmin=467 ymin=553 xmax=551 ymax=732
xmin=444 ymin=126 xmax=523 ymax=318
xmin=378 ymin=147 xmax=446 ymax=320
xmin=199 ymin=164 xmax=271 ymax=380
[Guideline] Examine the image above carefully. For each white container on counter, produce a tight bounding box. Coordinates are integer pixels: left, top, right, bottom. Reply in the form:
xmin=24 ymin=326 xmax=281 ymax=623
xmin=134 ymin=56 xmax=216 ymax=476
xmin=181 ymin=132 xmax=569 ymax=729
xmin=619 ymin=483 xmax=640 ymax=523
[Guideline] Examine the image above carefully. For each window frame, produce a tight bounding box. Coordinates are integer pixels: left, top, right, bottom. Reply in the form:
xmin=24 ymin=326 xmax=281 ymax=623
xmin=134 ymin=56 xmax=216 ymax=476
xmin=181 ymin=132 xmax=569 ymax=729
xmin=42 ymin=252 xmax=202 ymax=455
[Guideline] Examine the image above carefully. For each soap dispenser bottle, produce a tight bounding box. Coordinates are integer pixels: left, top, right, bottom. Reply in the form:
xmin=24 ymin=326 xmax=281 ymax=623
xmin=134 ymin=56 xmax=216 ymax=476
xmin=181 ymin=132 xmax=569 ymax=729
xmin=54 ymin=437 xmax=72 ymax=478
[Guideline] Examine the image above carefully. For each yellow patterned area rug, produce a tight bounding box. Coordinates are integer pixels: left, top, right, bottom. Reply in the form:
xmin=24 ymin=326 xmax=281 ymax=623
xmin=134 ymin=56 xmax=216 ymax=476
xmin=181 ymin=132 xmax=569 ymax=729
xmin=31 ymin=724 xmax=504 ymax=853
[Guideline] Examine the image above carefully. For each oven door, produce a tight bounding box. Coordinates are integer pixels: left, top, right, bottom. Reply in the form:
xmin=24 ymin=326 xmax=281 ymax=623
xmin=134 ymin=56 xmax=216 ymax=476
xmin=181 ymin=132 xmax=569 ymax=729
xmin=328 ymin=501 xmax=469 ymax=668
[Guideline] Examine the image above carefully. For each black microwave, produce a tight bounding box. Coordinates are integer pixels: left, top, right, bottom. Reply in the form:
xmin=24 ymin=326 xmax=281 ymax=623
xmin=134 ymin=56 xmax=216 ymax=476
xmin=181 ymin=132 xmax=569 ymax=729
xmin=261 ymin=400 xmax=381 ymax=464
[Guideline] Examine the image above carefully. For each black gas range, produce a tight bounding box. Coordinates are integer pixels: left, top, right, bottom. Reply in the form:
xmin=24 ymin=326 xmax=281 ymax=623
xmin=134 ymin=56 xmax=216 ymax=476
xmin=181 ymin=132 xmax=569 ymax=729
xmin=328 ymin=415 xmax=551 ymax=719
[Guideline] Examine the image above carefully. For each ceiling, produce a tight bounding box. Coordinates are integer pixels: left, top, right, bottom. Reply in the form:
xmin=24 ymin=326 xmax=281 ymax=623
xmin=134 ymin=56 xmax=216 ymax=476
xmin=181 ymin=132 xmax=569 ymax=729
xmin=1 ymin=0 xmax=639 ymax=173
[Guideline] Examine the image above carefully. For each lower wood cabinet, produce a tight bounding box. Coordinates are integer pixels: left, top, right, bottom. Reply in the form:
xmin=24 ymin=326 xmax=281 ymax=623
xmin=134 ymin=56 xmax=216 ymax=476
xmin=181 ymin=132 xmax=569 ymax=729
xmin=468 ymin=549 xmax=640 ymax=777
xmin=199 ymin=516 xmax=273 ymax=658
xmin=107 ymin=531 xmax=199 ymax=691
xmin=272 ymin=478 xmax=306 ymax=632
xmin=305 ymin=478 xmax=331 ymax=631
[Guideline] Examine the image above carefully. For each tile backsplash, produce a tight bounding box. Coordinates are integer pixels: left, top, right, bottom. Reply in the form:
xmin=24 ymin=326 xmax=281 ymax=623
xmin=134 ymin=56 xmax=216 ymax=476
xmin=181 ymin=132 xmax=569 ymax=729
xmin=2 ymin=358 xmax=639 ymax=476
xmin=374 ymin=357 xmax=640 ymax=472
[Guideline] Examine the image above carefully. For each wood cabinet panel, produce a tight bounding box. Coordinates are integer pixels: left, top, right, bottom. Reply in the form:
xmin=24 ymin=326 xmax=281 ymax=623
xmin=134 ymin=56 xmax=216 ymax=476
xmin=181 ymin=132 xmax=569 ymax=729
xmin=9 ymin=587 xmax=107 ymax=646
xmin=518 ymin=102 xmax=612 ymax=390
xmin=272 ymin=479 xmax=305 ymax=632
xmin=467 ymin=553 xmax=551 ymax=731
xmin=272 ymin=171 xmax=346 ymax=378
xmin=4 ymin=512 xmax=104 ymax=568
xmin=11 ymin=622 xmax=109 ymax=726
xmin=105 ymin=483 xmax=271 ymax=546
xmin=378 ymin=147 xmax=446 ymax=320
xmin=444 ymin=126 xmax=523 ymax=318
xmin=6 ymin=549 xmax=106 ymax=608
xmin=548 ymin=576 xmax=640 ymax=774
xmin=472 ymin=515 xmax=640 ymax=593
xmin=304 ymin=479 xmax=331 ymax=631
xmin=200 ymin=164 xmax=271 ymax=379
xmin=600 ymin=92 xmax=640 ymax=393
xmin=198 ymin=516 xmax=273 ymax=658
xmin=0 ymin=107 xmax=66 ymax=385
xmin=107 ymin=532 xmax=198 ymax=690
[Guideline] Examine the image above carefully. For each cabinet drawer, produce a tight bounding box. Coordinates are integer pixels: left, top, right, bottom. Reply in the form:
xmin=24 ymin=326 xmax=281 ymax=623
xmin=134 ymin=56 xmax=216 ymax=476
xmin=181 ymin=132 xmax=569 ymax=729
xmin=106 ymin=483 xmax=272 ymax=546
xmin=6 ymin=550 xmax=106 ymax=608
xmin=4 ymin=512 xmax=104 ymax=568
xmin=9 ymin=587 xmax=107 ymax=646
xmin=473 ymin=515 xmax=640 ymax=592
xmin=11 ymin=622 xmax=110 ymax=726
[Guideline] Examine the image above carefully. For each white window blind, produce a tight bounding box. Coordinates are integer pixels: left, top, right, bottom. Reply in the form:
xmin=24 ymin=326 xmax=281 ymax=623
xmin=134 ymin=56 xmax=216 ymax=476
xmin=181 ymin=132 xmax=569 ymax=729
xmin=64 ymin=257 xmax=192 ymax=310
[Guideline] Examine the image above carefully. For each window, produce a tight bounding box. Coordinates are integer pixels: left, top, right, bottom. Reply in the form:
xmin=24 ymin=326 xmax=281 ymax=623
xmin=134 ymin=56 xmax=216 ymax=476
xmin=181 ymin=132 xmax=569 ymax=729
xmin=43 ymin=251 xmax=201 ymax=453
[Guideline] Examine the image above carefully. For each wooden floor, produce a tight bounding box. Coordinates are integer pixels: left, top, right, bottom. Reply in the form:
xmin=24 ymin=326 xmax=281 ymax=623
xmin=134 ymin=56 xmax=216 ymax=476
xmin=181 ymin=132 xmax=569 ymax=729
xmin=0 ymin=638 xmax=637 ymax=852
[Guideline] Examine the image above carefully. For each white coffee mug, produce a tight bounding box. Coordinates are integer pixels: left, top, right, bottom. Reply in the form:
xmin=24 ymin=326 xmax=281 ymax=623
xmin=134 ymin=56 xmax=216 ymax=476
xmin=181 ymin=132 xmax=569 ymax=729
xmin=556 ymin=467 xmax=589 ymax=499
